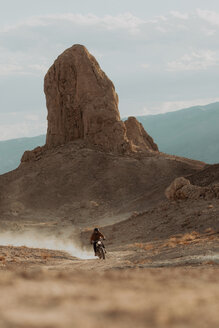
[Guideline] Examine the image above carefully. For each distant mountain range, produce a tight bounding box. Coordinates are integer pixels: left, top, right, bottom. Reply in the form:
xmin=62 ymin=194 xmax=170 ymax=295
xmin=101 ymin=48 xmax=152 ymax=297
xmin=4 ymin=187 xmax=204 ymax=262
xmin=0 ymin=102 xmax=218 ymax=175
xmin=0 ymin=135 xmax=45 ymax=175
xmin=137 ymin=102 xmax=219 ymax=164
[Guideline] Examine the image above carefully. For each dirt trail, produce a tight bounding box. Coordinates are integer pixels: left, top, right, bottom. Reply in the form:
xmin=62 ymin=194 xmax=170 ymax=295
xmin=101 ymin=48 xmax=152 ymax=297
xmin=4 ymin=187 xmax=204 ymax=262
xmin=0 ymin=244 xmax=218 ymax=328
xmin=0 ymin=195 xmax=218 ymax=327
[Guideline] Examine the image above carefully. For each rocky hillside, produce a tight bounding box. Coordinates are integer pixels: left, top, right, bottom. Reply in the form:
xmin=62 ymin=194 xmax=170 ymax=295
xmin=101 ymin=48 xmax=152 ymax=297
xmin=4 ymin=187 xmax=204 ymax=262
xmin=0 ymin=139 xmax=204 ymax=225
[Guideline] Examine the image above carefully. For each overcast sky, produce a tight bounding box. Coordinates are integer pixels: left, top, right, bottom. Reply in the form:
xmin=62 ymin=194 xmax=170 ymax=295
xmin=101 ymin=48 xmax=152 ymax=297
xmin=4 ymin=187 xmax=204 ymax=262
xmin=1 ymin=0 xmax=219 ymax=140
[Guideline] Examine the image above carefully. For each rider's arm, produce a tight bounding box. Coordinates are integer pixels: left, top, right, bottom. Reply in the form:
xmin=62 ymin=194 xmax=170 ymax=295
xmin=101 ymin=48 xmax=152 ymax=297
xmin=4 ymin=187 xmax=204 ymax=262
xmin=99 ymin=232 xmax=105 ymax=240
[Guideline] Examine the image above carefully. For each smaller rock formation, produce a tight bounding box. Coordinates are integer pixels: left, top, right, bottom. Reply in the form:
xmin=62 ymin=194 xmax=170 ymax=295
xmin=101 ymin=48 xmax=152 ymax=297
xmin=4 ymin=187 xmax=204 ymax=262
xmin=21 ymin=147 xmax=44 ymax=162
xmin=124 ymin=117 xmax=158 ymax=152
xmin=165 ymin=177 xmax=219 ymax=200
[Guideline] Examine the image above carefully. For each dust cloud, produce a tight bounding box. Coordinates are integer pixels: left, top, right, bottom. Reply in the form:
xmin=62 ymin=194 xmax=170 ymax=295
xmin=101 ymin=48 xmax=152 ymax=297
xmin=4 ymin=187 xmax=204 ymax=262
xmin=0 ymin=230 xmax=95 ymax=260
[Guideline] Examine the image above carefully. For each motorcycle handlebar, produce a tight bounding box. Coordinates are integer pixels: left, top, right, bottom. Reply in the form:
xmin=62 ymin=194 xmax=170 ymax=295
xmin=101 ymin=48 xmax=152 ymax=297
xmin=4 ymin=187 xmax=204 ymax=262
xmin=91 ymin=238 xmax=106 ymax=243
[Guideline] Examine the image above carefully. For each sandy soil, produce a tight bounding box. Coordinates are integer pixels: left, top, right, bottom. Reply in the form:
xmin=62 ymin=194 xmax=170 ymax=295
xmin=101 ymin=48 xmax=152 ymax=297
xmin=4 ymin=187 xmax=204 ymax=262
xmin=0 ymin=225 xmax=218 ymax=328
xmin=0 ymin=265 xmax=218 ymax=328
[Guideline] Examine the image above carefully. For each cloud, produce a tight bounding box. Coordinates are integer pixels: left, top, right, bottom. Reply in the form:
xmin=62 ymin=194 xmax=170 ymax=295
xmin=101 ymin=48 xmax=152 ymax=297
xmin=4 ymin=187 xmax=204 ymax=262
xmin=0 ymin=63 xmax=47 ymax=76
xmin=170 ymin=11 xmax=189 ymax=20
xmin=197 ymin=9 xmax=219 ymax=26
xmin=167 ymin=50 xmax=219 ymax=71
xmin=0 ymin=63 xmax=47 ymax=77
xmin=0 ymin=64 xmax=24 ymax=76
xmin=1 ymin=12 xmax=146 ymax=35
xmin=0 ymin=46 xmax=49 ymax=77
xmin=0 ymin=112 xmax=47 ymax=140
xmin=142 ymin=97 xmax=219 ymax=115
xmin=155 ymin=25 xmax=167 ymax=33
xmin=141 ymin=63 xmax=150 ymax=69
xmin=0 ymin=17 xmax=49 ymax=32
xmin=1 ymin=10 xmax=219 ymax=77
xmin=28 ymin=64 xmax=48 ymax=74
xmin=0 ymin=12 xmax=148 ymax=77
xmin=202 ymin=28 xmax=216 ymax=36
xmin=158 ymin=97 xmax=219 ymax=113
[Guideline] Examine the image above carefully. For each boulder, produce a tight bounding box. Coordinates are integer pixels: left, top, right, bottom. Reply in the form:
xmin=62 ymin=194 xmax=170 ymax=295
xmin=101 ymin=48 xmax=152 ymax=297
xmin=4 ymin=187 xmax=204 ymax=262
xmin=165 ymin=177 xmax=219 ymax=200
xmin=165 ymin=177 xmax=190 ymax=200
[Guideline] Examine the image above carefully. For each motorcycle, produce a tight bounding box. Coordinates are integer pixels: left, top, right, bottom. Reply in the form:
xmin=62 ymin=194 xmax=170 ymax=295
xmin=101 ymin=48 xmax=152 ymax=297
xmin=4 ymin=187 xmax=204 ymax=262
xmin=95 ymin=239 xmax=106 ymax=260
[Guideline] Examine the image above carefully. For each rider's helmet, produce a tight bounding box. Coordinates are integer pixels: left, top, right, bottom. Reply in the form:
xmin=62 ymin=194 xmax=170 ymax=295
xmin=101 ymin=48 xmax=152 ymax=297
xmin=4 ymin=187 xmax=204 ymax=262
xmin=94 ymin=227 xmax=99 ymax=233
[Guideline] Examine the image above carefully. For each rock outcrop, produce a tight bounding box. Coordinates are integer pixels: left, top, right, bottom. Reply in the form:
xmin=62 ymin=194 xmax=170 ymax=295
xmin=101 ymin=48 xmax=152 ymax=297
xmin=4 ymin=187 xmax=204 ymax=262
xmin=165 ymin=177 xmax=219 ymax=200
xmin=21 ymin=147 xmax=44 ymax=162
xmin=44 ymin=44 xmax=158 ymax=154
xmin=124 ymin=117 xmax=158 ymax=151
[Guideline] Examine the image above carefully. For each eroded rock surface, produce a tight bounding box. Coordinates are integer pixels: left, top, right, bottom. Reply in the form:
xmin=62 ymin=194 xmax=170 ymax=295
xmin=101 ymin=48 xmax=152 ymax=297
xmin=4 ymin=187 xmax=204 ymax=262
xmin=44 ymin=44 xmax=130 ymax=152
xmin=21 ymin=147 xmax=44 ymax=162
xmin=124 ymin=117 xmax=158 ymax=151
xmin=165 ymin=177 xmax=219 ymax=200
xmin=44 ymin=44 xmax=158 ymax=154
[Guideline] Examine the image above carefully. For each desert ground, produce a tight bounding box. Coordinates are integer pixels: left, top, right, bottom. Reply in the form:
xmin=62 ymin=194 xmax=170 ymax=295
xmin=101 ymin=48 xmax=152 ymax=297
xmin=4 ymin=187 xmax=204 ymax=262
xmin=0 ymin=197 xmax=218 ymax=328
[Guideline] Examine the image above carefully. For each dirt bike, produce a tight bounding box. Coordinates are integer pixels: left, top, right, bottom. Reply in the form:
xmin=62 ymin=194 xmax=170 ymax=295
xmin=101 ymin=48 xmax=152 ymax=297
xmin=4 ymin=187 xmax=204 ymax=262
xmin=95 ymin=239 xmax=106 ymax=260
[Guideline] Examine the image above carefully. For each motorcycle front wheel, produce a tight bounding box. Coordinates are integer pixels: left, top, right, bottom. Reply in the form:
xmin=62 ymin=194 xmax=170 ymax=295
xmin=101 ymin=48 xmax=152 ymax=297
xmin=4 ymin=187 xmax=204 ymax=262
xmin=98 ymin=247 xmax=105 ymax=260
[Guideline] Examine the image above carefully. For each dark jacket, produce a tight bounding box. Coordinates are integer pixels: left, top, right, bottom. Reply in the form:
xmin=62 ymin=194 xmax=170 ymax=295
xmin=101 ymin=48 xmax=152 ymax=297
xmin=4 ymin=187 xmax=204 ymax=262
xmin=90 ymin=231 xmax=105 ymax=243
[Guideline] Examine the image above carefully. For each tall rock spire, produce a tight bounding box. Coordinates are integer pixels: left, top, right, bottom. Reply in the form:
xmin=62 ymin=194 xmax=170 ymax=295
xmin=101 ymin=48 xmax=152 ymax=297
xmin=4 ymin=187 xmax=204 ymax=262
xmin=44 ymin=44 xmax=158 ymax=153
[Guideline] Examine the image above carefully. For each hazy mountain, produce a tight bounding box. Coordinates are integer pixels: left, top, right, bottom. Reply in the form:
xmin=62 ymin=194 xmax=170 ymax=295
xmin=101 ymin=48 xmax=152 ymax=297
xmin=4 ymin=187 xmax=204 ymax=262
xmin=137 ymin=102 xmax=219 ymax=164
xmin=0 ymin=135 xmax=45 ymax=175
xmin=0 ymin=102 xmax=218 ymax=175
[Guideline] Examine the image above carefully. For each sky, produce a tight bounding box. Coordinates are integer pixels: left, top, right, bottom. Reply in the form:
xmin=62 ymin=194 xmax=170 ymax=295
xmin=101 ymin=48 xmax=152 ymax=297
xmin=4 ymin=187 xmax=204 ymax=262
xmin=1 ymin=0 xmax=219 ymax=140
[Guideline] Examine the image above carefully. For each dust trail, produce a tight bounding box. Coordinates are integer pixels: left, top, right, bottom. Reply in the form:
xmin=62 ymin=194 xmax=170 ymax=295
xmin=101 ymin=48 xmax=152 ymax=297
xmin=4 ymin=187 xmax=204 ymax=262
xmin=0 ymin=231 xmax=95 ymax=260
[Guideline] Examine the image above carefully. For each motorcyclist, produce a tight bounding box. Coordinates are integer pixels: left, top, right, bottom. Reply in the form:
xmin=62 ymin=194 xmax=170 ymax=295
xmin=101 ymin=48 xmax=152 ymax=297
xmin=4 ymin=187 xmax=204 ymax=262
xmin=90 ymin=228 xmax=106 ymax=256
